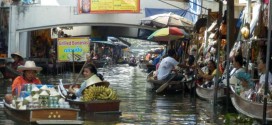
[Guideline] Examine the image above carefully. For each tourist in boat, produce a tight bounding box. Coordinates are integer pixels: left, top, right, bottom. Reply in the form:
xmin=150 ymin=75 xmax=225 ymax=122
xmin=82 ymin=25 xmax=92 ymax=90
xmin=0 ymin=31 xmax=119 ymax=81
xmin=197 ymin=60 xmax=221 ymax=88
xmin=11 ymin=61 xmax=42 ymax=96
xmin=222 ymin=54 xmax=246 ymax=87
xmin=157 ymin=49 xmax=188 ymax=81
xmin=68 ymin=63 xmax=104 ymax=98
xmin=255 ymin=55 xmax=272 ymax=90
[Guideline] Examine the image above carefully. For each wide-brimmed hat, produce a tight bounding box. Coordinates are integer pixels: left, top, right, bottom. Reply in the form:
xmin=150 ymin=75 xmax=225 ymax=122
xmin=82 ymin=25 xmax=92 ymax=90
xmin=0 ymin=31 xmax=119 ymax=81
xmin=11 ymin=52 xmax=23 ymax=60
xmin=85 ymin=75 xmax=102 ymax=87
xmin=17 ymin=61 xmax=42 ymax=71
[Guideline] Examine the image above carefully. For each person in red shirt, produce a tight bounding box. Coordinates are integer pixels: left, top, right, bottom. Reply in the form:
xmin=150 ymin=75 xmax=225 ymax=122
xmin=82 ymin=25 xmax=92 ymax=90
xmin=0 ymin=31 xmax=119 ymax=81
xmin=11 ymin=61 xmax=42 ymax=96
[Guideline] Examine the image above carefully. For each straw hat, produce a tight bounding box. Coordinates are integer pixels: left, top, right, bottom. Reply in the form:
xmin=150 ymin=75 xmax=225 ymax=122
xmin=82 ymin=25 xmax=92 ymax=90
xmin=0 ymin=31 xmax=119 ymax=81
xmin=17 ymin=61 xmax=42 ymax=71
xmin=11 ymin=52 xmax=23 ymax=60
xmin=85 ymin=75 xmax=102 ymax=87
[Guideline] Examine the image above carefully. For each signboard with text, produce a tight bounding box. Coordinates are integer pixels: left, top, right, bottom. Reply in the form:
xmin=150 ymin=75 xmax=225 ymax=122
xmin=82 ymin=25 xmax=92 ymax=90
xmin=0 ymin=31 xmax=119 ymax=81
xmin=78 ymin=0 xmax=140 ymax=14
xmin=57 ymin=37 xmax=90 ymax=62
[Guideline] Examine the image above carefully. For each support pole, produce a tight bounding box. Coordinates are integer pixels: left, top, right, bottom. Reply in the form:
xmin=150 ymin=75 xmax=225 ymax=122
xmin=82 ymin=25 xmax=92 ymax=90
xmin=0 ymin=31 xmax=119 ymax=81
xmin=263 ymin=0 xmax=272 ymax=124
xmin=226 ymin=0 xmax=235 ymax=112
xmin=213 ymin=1 xmax=222 ymax=123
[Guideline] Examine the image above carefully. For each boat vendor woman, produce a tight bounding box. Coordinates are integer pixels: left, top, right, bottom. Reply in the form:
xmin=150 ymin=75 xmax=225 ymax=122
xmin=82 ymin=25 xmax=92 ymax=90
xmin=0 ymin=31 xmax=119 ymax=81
xmin=197 ymin=60 xmax=221 ymax=88
xmin=68 ymin=63 xmax=104 ymax=98
xmin=11 ymin=61 xmax=42 ymax=96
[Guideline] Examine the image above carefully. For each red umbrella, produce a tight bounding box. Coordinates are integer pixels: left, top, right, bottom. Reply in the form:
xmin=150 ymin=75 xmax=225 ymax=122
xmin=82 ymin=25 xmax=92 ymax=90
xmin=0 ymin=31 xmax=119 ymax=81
xmin=147 ymin=27 xmax=186 ymax=41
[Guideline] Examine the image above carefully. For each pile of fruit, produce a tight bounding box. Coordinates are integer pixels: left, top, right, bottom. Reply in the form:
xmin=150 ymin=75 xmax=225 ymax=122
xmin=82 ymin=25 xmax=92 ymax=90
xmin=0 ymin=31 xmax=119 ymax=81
xmin=82 ymin=86 xmax=118 ymax=101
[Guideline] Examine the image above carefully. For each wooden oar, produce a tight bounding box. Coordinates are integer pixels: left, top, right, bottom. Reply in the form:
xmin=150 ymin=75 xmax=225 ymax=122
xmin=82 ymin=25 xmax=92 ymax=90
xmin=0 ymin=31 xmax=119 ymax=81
xmin=73 ymin=51 xmax=93 ymax=85
xmin=156 ymin=75 xmax=176 ymax=93
xmin=73 ymin=60 xmax=88 ymax=85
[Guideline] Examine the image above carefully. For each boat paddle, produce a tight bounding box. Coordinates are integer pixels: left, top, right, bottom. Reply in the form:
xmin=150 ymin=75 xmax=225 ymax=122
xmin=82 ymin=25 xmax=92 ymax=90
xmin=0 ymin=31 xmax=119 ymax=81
xmin=73 ymin=60 xmax=88 ymax=85
xmin=156 ymin=75 xmax=176 ymax=93
xmin=73 ymin=51 xmax=93 ymax=85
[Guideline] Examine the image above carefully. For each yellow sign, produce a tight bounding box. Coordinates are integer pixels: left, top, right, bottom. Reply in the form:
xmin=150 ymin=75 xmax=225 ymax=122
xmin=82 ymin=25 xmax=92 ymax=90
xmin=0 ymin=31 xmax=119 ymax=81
xmin=78 ymin=0 xmax=140 ymax=14
xmin=57 ymin=37 xmax=90 ymax=62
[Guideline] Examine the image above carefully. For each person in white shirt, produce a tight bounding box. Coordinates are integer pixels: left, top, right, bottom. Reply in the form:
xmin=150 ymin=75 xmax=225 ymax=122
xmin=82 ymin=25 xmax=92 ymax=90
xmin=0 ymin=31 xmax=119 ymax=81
xmin=257 ymin=56 xmax=272 ymax=88
xmin=157 ymin=49 xmax=187 ymax=81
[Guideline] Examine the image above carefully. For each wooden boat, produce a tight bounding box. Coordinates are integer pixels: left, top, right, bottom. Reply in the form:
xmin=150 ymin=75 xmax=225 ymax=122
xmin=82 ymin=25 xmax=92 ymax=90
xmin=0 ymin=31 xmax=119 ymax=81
xmin=146 ymin=64 xmax=156 ymax=73
xmin=61 ymin=81 xmax=121 ymax=113
xmin=146 ymin=71 xmax=183 ymax=92
xmin=128 ymin=62 xmax=137 ymax=66
xmin=4 ymin=100 xmax=83 ymax=124
xmin=67 ymin=99 xmax=121 ymax=113
xmin=196 ymin=83 xmax=226 ymax=100
xmin=230 ymin=85 xmax=272 ymax=120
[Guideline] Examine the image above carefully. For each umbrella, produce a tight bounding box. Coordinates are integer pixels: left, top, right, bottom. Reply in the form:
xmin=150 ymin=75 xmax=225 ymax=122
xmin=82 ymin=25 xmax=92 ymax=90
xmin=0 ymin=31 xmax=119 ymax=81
xmin=147 ymin=27 xmax=186 ymax=41
xmin=141 ymin=12 xmax=193 ymax=28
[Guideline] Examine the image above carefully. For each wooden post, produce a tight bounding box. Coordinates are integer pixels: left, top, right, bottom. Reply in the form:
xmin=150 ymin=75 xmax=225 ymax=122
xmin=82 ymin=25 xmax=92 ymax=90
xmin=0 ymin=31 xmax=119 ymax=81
xmin=213 ymin=1 xmax=222 ymax=122
xmin=263 ymin=0 xmax=272 ymax=124
xmin=226 ymin=0 xmax=235 ymax=112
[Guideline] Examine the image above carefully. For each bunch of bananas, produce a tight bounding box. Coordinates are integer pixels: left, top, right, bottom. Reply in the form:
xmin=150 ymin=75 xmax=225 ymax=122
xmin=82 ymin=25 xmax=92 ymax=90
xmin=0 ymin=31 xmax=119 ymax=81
xmin=82 ymin=86 xmax=118 ymax=101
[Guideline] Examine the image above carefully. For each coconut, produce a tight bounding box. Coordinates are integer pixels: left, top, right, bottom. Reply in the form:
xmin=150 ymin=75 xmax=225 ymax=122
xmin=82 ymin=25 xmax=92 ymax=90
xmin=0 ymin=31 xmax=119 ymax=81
xmin=40 ymin=85 xmax=48 ymax=90
xmin=32 ymin=94 xmax=39 ymax=102
xmin=58 ymin=98 xmax=65 ymax=104
xmin=19 ymin=105 xmax=27 ymax=110
xmin=50 ymin=91 xmax=60 ymax=97
xmin=31 ymin=86 xmax=40 ymax=95
xmin=40 ymin=90 xmax=49 ymax=96
xmin=25 ymin=95 xmax=33 ymax=102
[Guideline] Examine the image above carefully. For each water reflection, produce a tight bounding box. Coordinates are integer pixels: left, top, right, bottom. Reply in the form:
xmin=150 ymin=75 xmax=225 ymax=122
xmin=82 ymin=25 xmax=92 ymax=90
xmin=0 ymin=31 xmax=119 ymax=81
xmin=0 ymin=64 xmax=236 ymax=124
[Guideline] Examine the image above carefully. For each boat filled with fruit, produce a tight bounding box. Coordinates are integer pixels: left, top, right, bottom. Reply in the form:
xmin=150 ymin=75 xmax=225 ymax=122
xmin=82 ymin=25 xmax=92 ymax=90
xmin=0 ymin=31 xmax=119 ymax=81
xmin=4 ymin=84 xmax=82 ymax=124
xmin=66 ymin=84 xmax=121 ymax=113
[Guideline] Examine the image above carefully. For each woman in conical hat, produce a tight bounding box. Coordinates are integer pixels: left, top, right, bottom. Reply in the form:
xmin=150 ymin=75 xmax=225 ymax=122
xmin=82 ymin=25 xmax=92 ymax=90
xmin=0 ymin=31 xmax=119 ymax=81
xmin=11 ymin=61 xmax=42 ymax=96
xmin=4 ymin=52 xmax=25 ymax=79
xmin=68 ymin=63 xmax=104 ymax=98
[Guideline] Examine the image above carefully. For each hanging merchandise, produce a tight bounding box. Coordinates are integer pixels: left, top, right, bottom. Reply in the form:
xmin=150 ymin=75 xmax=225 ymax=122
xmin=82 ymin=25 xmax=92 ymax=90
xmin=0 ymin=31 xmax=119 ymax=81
xmin=263 ymin=5 xmax=268 ymax=28
xmin=207 ymin=20 xmax=217 ymax=33
xmin=241 ymin=23 xmax=250 ymax=40
xmin=236 ymin=8 xmax=246 ymax=28
xmin=253 ymin=3 xmax=268 ymax=38
xmin=250 ymin=3 xmax=261 ymax=37
xmin=229 ymin=41 xmax=242 ymax=59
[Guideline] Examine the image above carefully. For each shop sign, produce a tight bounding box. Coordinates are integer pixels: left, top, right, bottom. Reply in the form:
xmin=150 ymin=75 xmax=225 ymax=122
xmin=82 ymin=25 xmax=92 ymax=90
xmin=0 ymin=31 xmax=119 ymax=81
xmin=57 ymin=37 xmax=90 ymax=62
xmin=78 ymin=0 xmax=140 ymax=14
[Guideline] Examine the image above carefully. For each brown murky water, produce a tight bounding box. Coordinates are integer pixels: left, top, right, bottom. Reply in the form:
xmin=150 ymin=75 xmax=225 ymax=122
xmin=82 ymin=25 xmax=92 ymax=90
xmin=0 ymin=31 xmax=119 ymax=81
xmin=0 ymin=64 xmax=234 ymax=125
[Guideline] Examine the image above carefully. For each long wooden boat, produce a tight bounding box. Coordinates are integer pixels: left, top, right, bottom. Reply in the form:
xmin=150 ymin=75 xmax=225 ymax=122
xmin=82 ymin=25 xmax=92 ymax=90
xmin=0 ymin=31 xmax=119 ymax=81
xmin=146 ymin=64 xmax=156 ymax=73
xmin=196 ymin=83 xmax=226 ymax=100
xmin=230 ymin=85 xmax=272 ymax=120
xmin=61 ymin=81 xmax=121 ymax=113
xmin=128 ymin=62 xmax=137 ymax=66
xmin=67 ymin=99 xmax=121 ymax=113
xmin=146 ymin=71 xmax=183 ymax=92
xmin=4 ymin=100 xmax=83 ymax=124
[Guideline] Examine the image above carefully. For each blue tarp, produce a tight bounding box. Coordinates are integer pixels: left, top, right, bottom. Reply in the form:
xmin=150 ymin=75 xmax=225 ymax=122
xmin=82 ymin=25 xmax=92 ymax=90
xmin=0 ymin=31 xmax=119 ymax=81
xmin=145 ymin=8 xmax=197 ymax=24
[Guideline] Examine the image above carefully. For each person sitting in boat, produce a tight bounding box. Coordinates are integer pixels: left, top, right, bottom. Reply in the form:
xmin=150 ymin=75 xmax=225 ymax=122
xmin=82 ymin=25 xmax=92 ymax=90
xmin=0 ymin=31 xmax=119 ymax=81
xmin=11 ymin=61 xmax=42 ymax=96
xmin=197 ymin=60 xmax=221 ymax=88
xmin=68 ymin=63 xmax=104 ymax=98
xmin=253 ymin=55 xmax=272 ymax=92
xmin=229 ymin=55 xmax=248 ymax=88
xmin=1 ymin=52 xmax=25 ymax=80
xmin=157 ymin=49 xmax=188 ymax=81
xmin=221 ymin=54 xmax=245 ymax=87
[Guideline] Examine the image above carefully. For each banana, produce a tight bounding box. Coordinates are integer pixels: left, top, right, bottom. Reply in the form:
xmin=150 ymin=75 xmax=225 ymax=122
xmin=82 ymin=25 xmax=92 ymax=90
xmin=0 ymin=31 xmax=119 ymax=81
xmin=82 ymin=86 xmax=118 ymax=101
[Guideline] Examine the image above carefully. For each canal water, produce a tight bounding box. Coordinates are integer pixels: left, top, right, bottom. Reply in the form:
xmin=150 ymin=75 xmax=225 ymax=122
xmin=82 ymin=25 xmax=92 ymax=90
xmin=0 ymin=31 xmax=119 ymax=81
xmin=0 ymin=64 xmax=253 ymax=125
